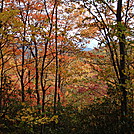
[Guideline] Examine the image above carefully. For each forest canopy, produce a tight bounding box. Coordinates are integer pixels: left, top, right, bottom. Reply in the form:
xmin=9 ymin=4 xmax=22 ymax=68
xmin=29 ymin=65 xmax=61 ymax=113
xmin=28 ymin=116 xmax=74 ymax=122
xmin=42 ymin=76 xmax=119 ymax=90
xmin=0 ymin=0 xmax=133 ymax=134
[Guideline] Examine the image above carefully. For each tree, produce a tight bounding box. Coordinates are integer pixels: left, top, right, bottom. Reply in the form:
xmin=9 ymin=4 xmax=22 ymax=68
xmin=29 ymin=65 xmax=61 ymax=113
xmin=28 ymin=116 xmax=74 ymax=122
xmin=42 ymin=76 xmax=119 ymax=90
xmin=81 ymin=0 xmax=133 ymax=133
xmin=1 ymin=0 xmax=133 ymax=133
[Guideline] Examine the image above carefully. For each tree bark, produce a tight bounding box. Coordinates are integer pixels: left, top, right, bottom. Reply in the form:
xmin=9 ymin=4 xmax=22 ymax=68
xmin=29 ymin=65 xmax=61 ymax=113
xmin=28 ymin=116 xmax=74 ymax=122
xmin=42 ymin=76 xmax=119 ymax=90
xmin=54 ymin=0 xmax=58 ymax=115
xmin=116 ymin=0 xmax=127 ymax=117
xmin=0 ymin=0 xmax=4 ymax=113
xmin=34 ymin=40 xmax=40 ymax=106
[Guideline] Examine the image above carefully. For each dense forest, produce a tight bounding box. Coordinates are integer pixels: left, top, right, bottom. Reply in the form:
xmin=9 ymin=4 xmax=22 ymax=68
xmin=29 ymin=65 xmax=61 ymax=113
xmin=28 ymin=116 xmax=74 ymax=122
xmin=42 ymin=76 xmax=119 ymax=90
xmin=0 ymin=0 xmax=133 ymax=133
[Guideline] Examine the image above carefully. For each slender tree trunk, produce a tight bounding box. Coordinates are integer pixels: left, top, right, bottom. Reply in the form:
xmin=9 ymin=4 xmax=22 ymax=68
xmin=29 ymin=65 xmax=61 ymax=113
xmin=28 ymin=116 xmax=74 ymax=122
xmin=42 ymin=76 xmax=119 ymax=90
xmin=116 ymin=0 xmax=127 ymax=117
xmin=20 ymin=5 xmax=29 ymax=102
xmin=21 ymin=43 xmax=25 ymax=102
xmin=28 ymin=70 xmax=32 ymax=99
xmin=54 ymin=0 xmax=58 ymax=115
xmin=42 ymin=72 xmax=48 ymax=114
xmin=35 ymin=41 xmax=40 ymax=106
xmin=58 ymin=73 xmax=61 ymax=103
xmin=0 ymin=44 xmax=4 ymax=112
xmin=20 ymin=20 xmax=27 ymax=103
xmin=57 ymin=49 xmax=63 ymax=104
xmin=0 ymin=0 xmax=4 ymax=113
xmin=40 ymin=1 xmax=56 ymax=132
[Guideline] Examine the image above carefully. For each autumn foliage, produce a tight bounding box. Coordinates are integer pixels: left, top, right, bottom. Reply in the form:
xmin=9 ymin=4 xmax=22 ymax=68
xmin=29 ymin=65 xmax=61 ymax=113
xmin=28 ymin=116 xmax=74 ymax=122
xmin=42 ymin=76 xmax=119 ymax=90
xmin=0 ymin=0 xmax=133 ymax=134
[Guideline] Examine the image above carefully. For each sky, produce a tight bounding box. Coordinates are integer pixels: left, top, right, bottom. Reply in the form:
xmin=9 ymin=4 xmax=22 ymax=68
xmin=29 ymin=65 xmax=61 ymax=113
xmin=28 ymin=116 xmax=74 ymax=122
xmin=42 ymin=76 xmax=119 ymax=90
xmin=87 ymin=39 xmax=98 ymax=49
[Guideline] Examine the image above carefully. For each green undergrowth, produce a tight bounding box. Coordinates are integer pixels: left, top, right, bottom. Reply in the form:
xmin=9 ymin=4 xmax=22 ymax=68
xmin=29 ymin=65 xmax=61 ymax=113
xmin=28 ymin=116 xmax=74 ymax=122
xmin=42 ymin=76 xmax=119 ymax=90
xmin=0 ymin=98 xmax=133 ymax=134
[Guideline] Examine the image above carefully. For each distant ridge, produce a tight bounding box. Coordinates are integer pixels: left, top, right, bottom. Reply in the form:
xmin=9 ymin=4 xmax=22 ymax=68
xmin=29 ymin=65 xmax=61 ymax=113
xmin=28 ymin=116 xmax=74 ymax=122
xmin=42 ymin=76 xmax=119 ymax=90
xmin=82 ymin=48 xmax=92 ymax=51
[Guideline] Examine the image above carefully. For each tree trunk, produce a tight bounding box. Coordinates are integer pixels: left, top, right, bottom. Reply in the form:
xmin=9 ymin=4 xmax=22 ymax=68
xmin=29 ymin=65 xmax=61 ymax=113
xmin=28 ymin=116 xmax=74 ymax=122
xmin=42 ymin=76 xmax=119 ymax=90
xmin=54 ymin=0 xmax=58 ymax=115
xmin=0 ymin=0 xmax=4 ymax=113
xmin=117 ymin=0 xmax=127 ymax=117
xmin=35 ymin=41 xmax=40 ymax=106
